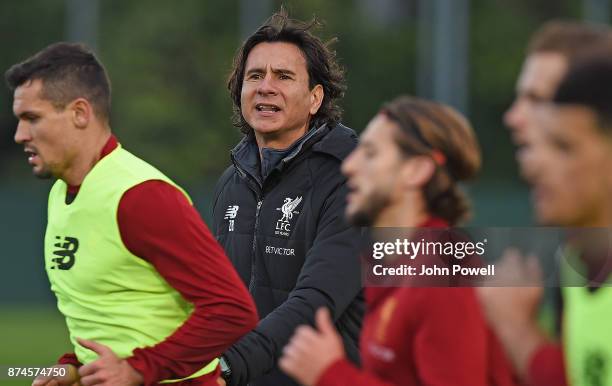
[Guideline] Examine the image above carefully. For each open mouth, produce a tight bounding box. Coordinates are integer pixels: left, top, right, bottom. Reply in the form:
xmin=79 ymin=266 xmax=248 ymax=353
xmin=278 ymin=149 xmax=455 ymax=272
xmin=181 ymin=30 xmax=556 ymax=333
xmin=24 ymin=149 xmax=38 ymax=163
xmin=346 ymin=183 xmax=359 ymax=199
xmin=255 ymin=103 xmax=281 ymax=112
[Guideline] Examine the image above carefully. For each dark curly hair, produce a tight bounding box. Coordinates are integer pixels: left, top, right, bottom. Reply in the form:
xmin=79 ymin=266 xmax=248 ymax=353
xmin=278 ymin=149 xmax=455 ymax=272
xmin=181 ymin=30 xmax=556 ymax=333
xmin=227 ymin=9 xmax=346 ymax=135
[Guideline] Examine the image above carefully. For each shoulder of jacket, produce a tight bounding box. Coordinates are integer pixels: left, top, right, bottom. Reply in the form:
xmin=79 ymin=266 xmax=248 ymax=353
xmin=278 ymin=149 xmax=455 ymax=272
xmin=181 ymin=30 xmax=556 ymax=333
xmin=312 ymin=123 xmax=358 ymax=161
xmin=212 ymin=165 xmax=238 ymax=209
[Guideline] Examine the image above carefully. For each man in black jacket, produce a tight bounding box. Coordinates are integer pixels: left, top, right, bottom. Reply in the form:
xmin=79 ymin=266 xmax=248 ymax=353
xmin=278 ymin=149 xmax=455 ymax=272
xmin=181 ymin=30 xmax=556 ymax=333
xmin=211 ymin=10 xmax=364 ymax=386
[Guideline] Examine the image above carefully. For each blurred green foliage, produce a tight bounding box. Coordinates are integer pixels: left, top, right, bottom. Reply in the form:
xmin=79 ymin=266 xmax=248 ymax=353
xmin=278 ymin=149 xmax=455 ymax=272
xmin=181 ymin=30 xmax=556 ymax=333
xmin=0 ymin=0 xmax=591 ymax=369
xmin=0 ymin=0 xmax=586 ymax=187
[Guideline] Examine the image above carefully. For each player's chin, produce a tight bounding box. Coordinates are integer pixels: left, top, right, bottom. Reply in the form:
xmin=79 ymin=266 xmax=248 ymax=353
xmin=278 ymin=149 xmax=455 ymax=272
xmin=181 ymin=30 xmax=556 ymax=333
xmin=534 ymin=206 xmax=563 ymax=226
xmin=33 ymin=167 xmax=53 ymax=180
xmin=346 ymin=206 xmax=374 ymax=227
xmin=345 ymin=199 xmax=360 ymax=221
xmin=252 ymin=123 xmax=284 ymax=135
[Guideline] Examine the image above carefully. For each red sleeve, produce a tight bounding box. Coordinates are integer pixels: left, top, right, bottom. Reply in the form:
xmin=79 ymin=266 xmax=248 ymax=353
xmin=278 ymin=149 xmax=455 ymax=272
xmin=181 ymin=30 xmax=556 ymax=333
xmin=116 ymin=180 xmax=258 ymax=385
xmin=316 ymin=359 xmax=395 ymax=386
xmin=527 ymin=343 xmax=567 ymax=386
xmin=57 ymin=353 xmax=81 ymax=367
xmin=320 ymin=289 xmax=495 ymax=386
xmin=413 ymin=288 xmax=489 ymax=386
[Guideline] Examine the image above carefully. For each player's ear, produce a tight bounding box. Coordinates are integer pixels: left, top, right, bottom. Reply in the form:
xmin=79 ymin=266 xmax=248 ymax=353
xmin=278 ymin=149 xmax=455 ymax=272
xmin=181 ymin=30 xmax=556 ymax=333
xmin=309 ymin=84 xmax=324 ymax=116
xmin=400 ymin=156 xmax=436 ymax=189
xmin=70 ymin=98 xmax=92 ymax=129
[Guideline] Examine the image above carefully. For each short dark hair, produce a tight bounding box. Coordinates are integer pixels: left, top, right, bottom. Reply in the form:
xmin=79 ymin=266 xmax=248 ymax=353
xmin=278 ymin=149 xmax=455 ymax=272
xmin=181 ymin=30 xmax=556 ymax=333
xmin=527 ymin=20 xmax=612 ymax=62
xmin=554 ymin=51 xmax=612 ymax=131
xmin=227 ymin=9 xmax=346 ymax=135
xmin=5 ymin=42 xmax=111 ymax=122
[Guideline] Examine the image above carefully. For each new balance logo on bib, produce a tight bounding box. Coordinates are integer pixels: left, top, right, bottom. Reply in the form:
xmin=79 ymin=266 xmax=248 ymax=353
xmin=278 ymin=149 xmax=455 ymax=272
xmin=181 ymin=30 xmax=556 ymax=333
xmin=52 ymin=236 xmax=79 ymax=270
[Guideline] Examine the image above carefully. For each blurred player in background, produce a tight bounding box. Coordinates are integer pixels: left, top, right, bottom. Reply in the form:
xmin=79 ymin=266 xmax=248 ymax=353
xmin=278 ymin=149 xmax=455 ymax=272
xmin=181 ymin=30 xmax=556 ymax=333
xmin=479 ymin=51 xmax=612 ymax=386
xmin=280 ymin=96 xmax=517 ymax=386
xmin=211 ymin=10 xmax=364 ymax=386
xmin=504 ymin=20 xmax=612 ymax=177
xmin=6 ymin=42 xmax=257 ymax=386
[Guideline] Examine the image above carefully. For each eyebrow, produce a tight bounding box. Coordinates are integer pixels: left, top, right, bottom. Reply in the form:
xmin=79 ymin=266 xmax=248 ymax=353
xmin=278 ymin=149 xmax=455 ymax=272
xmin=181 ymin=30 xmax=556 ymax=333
xmin=272 ymin=67 xmax=296 ymax=76
xmin=358 ymin=139 xmax=376 ymax=149
xmin=516 ymin=87 xmax=548 ymax=102
xmin=245 ymin=67 xmax=264 ymax=76
xmin=244 ymin=67 xmax=297 ymax=76
xmin=16 ymin=110 xmax=39 ymax=119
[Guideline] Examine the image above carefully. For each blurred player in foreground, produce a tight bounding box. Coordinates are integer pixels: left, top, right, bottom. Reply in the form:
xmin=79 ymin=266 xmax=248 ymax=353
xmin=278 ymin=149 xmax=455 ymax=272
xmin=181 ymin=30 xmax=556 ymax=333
xmin=479 ymin=52 xmax=612 ymax=386
xmin=489 ymin=20 xmax=612 ymax=386
xmin=6 ymin=42 xmax=257 ymax=386
xmin=504 ymin=20 xmax=612 ymax=177
xmin=280 ymin=96 xmax=517 ymax=386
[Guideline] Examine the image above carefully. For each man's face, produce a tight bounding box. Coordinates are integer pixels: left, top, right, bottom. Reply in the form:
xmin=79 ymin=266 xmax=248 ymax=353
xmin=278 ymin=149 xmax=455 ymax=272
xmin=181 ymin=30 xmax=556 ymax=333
xmin=12 ymin=79 xmax=74 ymax=179
xmin=506 ymin=53 xmax=568 ymax=180
xmin=527 ymin=104 xmax=612 ymax=226
xmin=342 ymin=114 xmax=406 ymax=226
xmin=505 ymin=52 xmax=568 ymax=146
xmin=240 ymin=42 xmax=322 ymax=146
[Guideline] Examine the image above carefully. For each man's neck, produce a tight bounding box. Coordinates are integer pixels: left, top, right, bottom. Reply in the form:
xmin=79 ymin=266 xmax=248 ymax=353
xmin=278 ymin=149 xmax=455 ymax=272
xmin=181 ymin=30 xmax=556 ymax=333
xmin=373 ymin=197 xmax=429 ymax=228
xmin=254 ymin=123 xmax=309 ymax=152
xmin=572 ymin=208 xmax=612 ymax=228
xmin=61 ymin=130 xmax=112 ymax=187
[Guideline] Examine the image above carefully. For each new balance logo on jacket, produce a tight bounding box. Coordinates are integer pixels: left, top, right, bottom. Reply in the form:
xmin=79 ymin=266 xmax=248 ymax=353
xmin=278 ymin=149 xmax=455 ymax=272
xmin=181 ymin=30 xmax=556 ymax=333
xmin=225 ymin=205 xmax=239 ymax=232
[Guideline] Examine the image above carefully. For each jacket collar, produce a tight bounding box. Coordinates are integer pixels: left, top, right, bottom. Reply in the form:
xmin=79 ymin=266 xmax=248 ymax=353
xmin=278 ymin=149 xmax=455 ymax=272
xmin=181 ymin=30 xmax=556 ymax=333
xmin=311 ymin=123 xmax=357 ymax=161
xmin=230 ymin=122 xmax=356 ymax=186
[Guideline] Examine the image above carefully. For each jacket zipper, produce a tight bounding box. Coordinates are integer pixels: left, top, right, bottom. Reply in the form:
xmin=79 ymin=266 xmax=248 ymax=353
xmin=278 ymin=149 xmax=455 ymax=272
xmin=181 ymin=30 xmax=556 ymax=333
xmin=231 ymin=160 xmax=264 ymax=294
xmin=249 ymin=199 xmax=263 ymax=292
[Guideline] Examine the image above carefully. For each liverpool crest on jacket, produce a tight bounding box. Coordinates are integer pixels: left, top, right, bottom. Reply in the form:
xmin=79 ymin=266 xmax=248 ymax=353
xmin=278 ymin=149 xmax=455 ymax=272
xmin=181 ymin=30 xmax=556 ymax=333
xmin=275 ymin=196 xmax=302 ymax=236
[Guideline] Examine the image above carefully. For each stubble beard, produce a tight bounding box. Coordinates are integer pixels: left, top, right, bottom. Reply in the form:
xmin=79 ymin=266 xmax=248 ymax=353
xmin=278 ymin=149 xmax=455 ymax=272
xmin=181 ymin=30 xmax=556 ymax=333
xmin=33 ymin=165 xmax=53 ymax=180
xmin=347 ymin=190 xmax=391 ymax=227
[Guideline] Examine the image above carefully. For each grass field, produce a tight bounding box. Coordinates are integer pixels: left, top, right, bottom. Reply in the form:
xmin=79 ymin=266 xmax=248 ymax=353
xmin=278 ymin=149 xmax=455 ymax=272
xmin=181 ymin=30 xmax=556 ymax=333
xmin=0 ymin=300 xmax=557 ymax=386
xmin=0 ymin=306 xmax=71 ymax=386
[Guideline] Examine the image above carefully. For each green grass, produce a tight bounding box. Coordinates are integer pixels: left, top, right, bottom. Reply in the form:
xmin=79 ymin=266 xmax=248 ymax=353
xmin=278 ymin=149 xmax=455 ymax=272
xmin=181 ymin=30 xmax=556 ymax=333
xmin=0 ymin=302 xmax=558 ymax=386
xmin=0 ymin=306 xmax=71 ymax=386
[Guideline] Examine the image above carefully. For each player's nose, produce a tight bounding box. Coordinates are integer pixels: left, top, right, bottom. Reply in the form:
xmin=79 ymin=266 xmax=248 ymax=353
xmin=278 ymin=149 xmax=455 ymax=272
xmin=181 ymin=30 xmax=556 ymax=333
xmin=14 ymin=121 xmax=32 ymax=144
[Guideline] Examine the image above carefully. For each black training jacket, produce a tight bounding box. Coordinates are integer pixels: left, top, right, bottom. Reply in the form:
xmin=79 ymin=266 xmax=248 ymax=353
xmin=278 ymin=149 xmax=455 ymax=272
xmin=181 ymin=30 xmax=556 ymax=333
xmin=211 ymin=122 xmax=365 ymax=386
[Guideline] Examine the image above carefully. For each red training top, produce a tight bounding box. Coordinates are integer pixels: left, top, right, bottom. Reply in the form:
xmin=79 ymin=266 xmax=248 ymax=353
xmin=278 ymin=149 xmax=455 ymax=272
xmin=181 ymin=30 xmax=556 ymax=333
xmin=527 ymin=339 xmax=567 ymax=385
xmin=315 ymin=218 xmax=518 ymax=386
